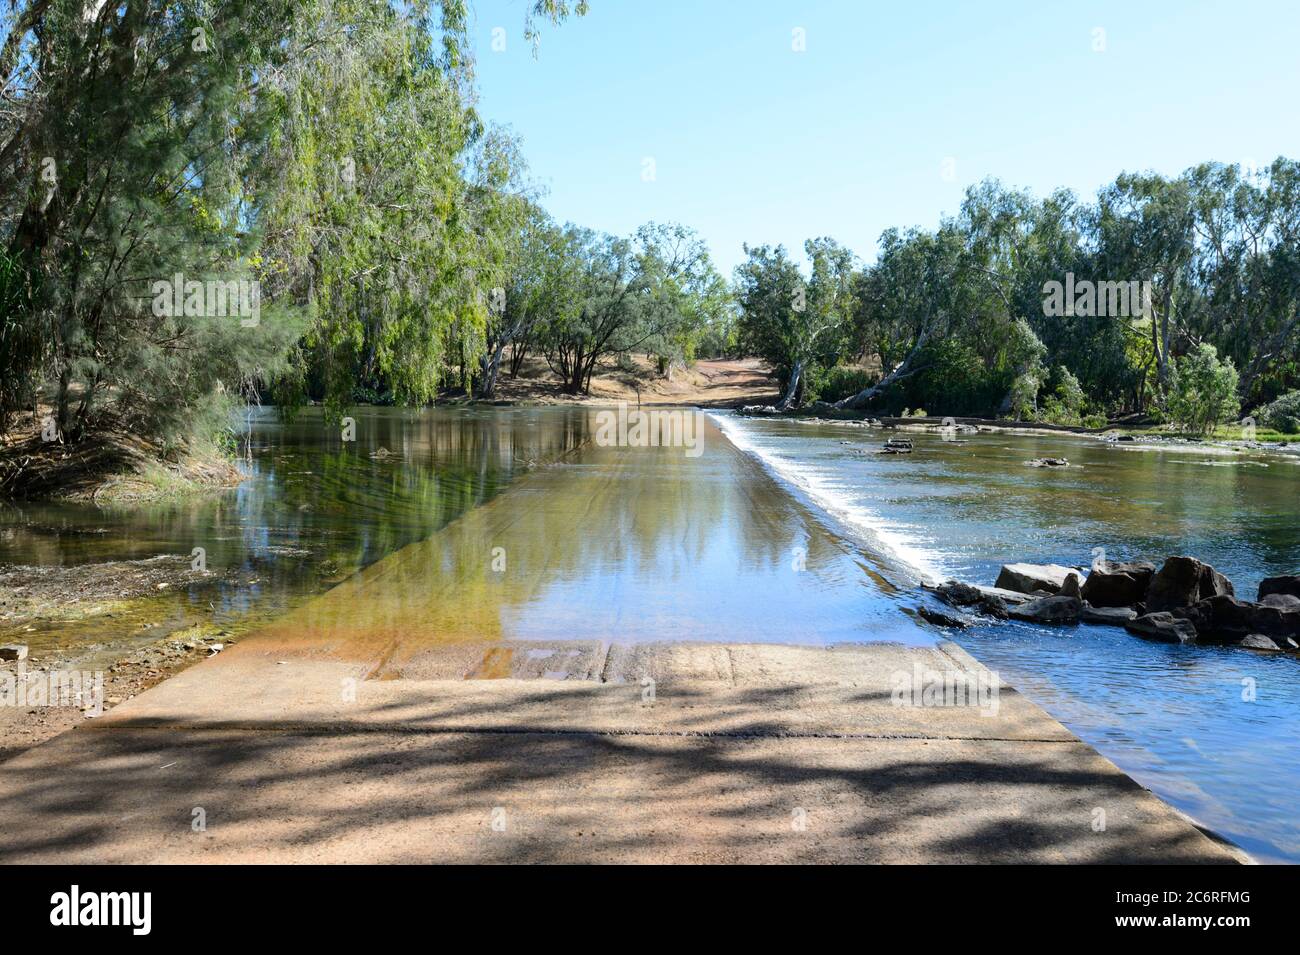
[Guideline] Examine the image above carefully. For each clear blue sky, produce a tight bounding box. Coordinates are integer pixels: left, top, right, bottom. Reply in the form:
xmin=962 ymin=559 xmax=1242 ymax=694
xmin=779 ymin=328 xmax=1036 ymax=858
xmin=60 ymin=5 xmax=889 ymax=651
xmin=468 ymin=0 xmax=1300 ymax=275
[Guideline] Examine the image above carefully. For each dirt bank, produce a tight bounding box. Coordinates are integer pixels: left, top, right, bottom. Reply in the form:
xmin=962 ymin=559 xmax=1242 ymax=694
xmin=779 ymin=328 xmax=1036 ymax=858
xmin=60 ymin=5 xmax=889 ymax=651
xmin=0 ymin=408 xmax=243 ymax=503
xmin=479 ymin=356 xmax=779 ymax=408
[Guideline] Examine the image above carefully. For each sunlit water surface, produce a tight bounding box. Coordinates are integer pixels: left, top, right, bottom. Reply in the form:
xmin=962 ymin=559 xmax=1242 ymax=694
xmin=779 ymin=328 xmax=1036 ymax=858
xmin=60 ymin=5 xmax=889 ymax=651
xmin=715 ymin=413 xmax=1300 ymax=863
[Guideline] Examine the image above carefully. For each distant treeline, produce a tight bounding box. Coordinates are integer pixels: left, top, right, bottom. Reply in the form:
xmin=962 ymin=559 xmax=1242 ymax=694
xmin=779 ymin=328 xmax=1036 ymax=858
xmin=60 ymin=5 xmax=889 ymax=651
xmin=734 ymin=164 xmax=1300 ymax=432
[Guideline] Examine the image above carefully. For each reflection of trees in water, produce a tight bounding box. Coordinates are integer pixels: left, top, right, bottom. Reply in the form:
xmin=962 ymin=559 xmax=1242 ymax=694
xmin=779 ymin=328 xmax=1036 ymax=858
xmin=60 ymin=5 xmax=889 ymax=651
xmin=258 ymin=422 xmax=855 ymax=652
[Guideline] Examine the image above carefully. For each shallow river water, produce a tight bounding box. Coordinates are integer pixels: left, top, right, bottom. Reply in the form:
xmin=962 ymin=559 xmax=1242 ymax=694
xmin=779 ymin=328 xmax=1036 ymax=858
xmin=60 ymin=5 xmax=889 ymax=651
xmin=715 ymin=413 xmax=1300 ymax=864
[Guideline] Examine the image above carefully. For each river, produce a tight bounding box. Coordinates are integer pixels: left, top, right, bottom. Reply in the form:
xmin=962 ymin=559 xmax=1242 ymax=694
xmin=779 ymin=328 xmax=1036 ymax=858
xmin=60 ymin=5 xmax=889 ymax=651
xmin=2 ymin=405 xmax=1297 ymax=862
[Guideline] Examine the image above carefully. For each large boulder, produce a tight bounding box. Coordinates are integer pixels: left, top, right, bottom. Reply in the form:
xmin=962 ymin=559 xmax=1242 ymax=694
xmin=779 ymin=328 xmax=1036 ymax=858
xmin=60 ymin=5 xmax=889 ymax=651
xmin=994 ymin=563 xmax=1081 ymax=596
xmin=927 ymin=580 xmax=1032 ymax=610
xmin=1145 ymin=557 xmax=1235 ymax=613
xmin=1259 ymin=593 xmax=1300 ymax=610
xmin=927 ymin=580 xmax=1049 ymax=620
xmin=1125 ymin=612 xmax=1198 ymax=644
xmin=1080 ymin=560 xmax=1156 ymax=608
xmin=1175 ymin=593 xmax=1300 ymax=644
xmin=1258 ymin=575 xmax=1300 ymax=602
xmin=1080 ymin=603 xmax=1138 ymax=626
xmin=1007 ymin=595 xmax=1082 ymax=624
xmin=1172 ymin=595 xmax=1254 ymax=645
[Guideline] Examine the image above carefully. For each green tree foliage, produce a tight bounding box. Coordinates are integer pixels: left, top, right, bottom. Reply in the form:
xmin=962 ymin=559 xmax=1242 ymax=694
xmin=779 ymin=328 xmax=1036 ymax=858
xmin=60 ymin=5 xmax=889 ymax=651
xmin=1165 ymin=344 xmax=1241 ymax=435
xmin=1255 ymin=390 xmax=1300 ymax=434
xmin=1 ymin=0 xmax=306 ymax=444
xmin=819 ymin=162 xmax=1300 ymax=419
xmin=0 ymin=0 xmax=588 ymax=450
xmin=735 ymin=238 xmax=855 ymax=409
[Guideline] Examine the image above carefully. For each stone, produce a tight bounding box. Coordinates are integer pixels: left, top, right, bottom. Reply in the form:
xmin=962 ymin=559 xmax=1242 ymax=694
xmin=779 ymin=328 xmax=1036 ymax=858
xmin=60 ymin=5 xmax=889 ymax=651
xmin=1258 ymin=593 xmax=1300 ymax=610
xmin=1125 ymin=612 xmax=1198 ymax=644
xmin=1258 ymin=575 xmax=1300 ymax=602
xmin=1079 ymin=603 xmax=1138 ymax=626
xmin=1145 ymin=557 xmax=1235 ymax=613
xmin=994 ymin=563 xmax=1079 ymax=596
xmin=1007 ymin=595 xmax=1082 ymax=624
xmin=0 ymin=644 xmax=28 ymax=662
xmin=917 ymin=606 xmax=974 ymax=629
xmin=1238 ymin=634 xmax=1282 ymax=651
xmin=927 ymin=580 xmax=1032 ymax=609
xmin=1080 ymin=560 xmax=1156 ymax=608
xmin=1176 ymin=594 xmax=1300 ymax=644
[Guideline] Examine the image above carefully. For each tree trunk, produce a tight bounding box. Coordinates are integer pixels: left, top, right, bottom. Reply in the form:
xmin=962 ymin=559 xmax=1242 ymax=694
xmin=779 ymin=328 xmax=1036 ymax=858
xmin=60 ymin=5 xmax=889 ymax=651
xmin=477 ymin=339 xmax=507 ymax=399
xmin=834 ymin=329 xmax=932 ymax=410
xmin=775 ymin=359 xmax=804 ymax=410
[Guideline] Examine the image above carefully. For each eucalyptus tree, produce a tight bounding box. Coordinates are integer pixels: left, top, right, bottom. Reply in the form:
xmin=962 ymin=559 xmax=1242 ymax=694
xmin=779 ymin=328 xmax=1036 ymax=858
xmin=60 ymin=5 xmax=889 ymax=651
xmin=477 ymin=209 xmax=579 ymax=398
xmin=734 ymin=238 xmax=854 ymax=409
xmin=540 ymin=228 xmax=646 ymax=395
xmin=631 ymin=221 xmax=730 ymax=375
xmin=0 ymin=0 xmax=303 ymax=444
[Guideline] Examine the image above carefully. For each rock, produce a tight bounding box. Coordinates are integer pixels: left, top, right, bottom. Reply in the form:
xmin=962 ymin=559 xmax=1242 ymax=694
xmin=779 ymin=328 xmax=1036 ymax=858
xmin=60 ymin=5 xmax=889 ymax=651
xmin=1258 ymin=575 xmax=1300 ymax=602
xmin=1025 ymin=457 xmax=1069 ymax=468
xmin=1171 ymin=595 xmax=1251 ymax=644
xmin=917 ymin=606 xmax=974 ymax=629
xmin=1080 ymin=560 xmax=1156 ymax=608
xmin=1259 ymin=593 xmax=1300 ymax=610
xmin=1079 ymin=603 xmax=1138 ymax=626
xmin=1007 ymin=595 xmax=1082 ymax=624
xmin=0 ymin=644 xmax=28 ymax=662
xmin=927 ymin=580 xmax=985 ymax=607
xmin=1145 ymin=556 xmax=1235 ymax=613
xmin=1175 ymin=593 xmax=1300 ymax=644
xmin=1125 ymin=612 xmax=1198 ymax=644
xmin=994 ymin=563 xmax=1080 ymax=596
xmin=1238 ymin=634 xmax=1282 ymax=651
xmin=740 ymin=404 xmax=778 ymax=415
xmin=925 ymin=580 xmax=1032 ymax=619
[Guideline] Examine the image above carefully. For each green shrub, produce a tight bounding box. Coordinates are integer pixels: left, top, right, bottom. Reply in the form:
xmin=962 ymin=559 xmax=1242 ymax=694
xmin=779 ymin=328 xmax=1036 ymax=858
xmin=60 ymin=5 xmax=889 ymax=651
xmin=1165 ymin=344 xmax=1241 ymax=435
xmin=1039 ymin=366 xmax=1087 ymax=426
xmin=1257 ymin=391 xmax=1300 ymax=434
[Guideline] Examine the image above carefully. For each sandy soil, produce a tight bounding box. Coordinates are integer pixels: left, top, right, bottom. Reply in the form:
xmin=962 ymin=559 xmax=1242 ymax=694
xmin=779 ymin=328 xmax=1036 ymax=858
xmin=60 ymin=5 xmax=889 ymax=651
xmin=488 ymin=356 xmax=779 ymax=408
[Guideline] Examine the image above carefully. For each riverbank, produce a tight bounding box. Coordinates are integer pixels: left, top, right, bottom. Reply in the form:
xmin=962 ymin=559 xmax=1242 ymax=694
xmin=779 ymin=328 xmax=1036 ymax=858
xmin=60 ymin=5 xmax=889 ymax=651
xmin=0 ymin=554 xmax=266 ymax=761
xmin=463 ymin=355 xmax=779 ymax=408
xmin=0 ymin=408 xmax=243 ymax=504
